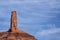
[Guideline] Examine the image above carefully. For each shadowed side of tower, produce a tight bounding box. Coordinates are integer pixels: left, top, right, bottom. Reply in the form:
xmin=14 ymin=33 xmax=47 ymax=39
xmin=8 ymin=11 xmax=18 ymax=32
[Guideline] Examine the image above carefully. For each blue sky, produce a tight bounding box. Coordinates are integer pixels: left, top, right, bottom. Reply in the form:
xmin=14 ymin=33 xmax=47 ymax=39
xmin=0 ymin=0 xmax=60 ymax=40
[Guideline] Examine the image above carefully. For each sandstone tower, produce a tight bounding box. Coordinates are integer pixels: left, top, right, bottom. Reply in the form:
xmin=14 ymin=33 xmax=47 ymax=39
xmin=8 ymin=11 xmax=18 ymax=32
xmin=0 ymin=11 xmax=36 ymax=40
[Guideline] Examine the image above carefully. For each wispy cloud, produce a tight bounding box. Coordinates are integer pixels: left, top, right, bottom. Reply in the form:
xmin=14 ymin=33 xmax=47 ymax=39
xmin=37 ymin=28 xmax=60 ymax=36
xmin=36 ymin=28 xmax=60 ymax=40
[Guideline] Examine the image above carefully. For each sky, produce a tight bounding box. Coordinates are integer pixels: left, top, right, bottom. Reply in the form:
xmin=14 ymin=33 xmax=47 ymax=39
xmin=0 ymin=0 xmax=60 ymax=40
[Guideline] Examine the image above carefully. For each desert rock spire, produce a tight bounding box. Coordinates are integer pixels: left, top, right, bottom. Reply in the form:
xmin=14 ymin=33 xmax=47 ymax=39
xmin=0 ymin=11 xmax=36 ymax=40
xmin=8 ymin=11 xmax=18 ymax=32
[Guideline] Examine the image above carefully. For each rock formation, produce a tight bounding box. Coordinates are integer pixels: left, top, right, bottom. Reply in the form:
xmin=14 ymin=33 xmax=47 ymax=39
xmin=0 ymin=11 xmax=36 ymax=40
xmin=8 ymin=11 xmax=18 ymax=32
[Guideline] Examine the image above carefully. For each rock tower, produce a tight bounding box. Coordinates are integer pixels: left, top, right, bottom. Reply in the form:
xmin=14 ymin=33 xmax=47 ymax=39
xmin=8 ymin=11 xmax=18 ymax=32
xmin=0 ymin=11 xmax=36 ymax=40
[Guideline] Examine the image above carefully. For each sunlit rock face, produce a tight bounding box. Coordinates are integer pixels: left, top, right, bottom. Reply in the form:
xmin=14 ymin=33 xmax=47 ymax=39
xmin=0 ymin=11 xmax=36 ymax=40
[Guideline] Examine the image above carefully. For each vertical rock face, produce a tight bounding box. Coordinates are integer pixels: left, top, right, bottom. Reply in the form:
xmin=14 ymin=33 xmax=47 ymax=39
xmin=11 ymin=11 xmax=17 ymax=32
xmin=0 ymin=11 xmax=36 ymax=40
xmin=8 ymin=11 xmax=18 ymax=32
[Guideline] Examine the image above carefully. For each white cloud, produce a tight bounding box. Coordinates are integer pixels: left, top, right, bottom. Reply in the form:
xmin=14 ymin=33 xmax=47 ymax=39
xmin=35 ymin=28 xmax=60 ymax=40
xmin=37 ymin=28 xmax=60 ymax=36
